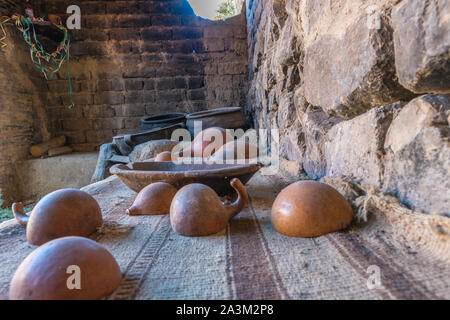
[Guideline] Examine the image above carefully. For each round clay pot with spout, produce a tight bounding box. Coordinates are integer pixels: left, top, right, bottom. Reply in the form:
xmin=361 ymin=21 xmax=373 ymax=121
xmin=12 ymin=189 xmax=103 ymax=246
xmin=170 ymin=178 xmax=248 ymax=237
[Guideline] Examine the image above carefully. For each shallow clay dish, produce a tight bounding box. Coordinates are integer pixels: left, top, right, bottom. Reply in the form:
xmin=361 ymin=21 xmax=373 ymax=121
xmin=110 ymin=161 xmax=262 ymax=196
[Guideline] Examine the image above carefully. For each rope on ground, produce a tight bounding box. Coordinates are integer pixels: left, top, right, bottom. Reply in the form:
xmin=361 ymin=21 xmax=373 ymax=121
xmin=96 ymin=220 xmax=134 ymax=236
xmin=321 ymin=175 xmax=450 ymax=263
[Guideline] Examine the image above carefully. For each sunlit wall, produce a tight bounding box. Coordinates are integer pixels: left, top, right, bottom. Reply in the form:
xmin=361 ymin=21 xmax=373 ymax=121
xmin=187 ymin=0 xmax=241 ymax=20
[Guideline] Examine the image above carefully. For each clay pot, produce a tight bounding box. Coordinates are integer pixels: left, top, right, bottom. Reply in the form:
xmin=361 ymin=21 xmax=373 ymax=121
xmin=210 ymin=141 xmax=259 ymax=162
xmin=209 ymin=147 xmax=240 ymax=164
xmin=170 ymin=178 xmax=248 ymax=237
xmin=155 ymin=151 xmax=173 ymax=162
xmin=141 ymin=112 xmax=186 ymax=131
xmin=12 ymin=189 xmax=103 ymax=246
xmin=127 ymin=182 xmax=177 ymax=215
xmin=9 ymin=236 xmax=121 ymax=300
xmin=185 ymin=107 xmax=246 ymax=137
xmin=271 ymin=181 xmax=353 ymax=238
xmin=190 ymin=127 xmax=233 ymax=158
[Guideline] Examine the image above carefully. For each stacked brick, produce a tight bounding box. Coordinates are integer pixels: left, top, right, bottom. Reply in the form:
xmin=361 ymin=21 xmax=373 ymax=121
xmin=34 ymin=0 xmax=248 ymax=151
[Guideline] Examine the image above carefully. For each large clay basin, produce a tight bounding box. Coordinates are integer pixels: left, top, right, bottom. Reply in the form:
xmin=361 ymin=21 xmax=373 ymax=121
xmin=141 ymin=112 xmax=186 ymax=131
xmin=185 ymin=107 xmax=246 ymax=136
xmin=110 ymin=161 xmax=262 ymax=196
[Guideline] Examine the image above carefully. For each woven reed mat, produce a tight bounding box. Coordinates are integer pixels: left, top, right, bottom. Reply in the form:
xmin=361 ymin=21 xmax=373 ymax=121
xmin=0 ymin=173 xmax=448 ymax=300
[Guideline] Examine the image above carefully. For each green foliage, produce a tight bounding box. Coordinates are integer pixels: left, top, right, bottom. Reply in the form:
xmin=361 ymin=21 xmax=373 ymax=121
xmin=0 ymin=207 xmax=31 ymax=224
xmin=216 ymin=0 xmax=236 ymax=20
xmin=0 ymin=208 xmax=14 ymax=224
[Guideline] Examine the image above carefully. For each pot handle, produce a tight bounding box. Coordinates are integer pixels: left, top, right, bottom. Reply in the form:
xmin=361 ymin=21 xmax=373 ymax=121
xmin=12 ymin=202 xmax=29 ymax=227
xmin=225 ymin=178 xmax=248 ymax=218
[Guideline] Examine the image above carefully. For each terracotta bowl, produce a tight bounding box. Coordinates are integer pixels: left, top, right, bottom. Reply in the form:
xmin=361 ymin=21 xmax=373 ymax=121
xmin=110 ymin=161 xmax=262 ymax=196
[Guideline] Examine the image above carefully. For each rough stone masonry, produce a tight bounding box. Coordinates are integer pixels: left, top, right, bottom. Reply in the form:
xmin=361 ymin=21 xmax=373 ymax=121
xmin=246 ymin=0 xmax=449 ymax=215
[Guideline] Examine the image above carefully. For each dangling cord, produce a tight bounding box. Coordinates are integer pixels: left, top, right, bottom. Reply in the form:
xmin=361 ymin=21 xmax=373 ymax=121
xmin=65 ymin=31 xmax=74 ymax=109
xmin=67 ymin=67 xmax=75 ymax=109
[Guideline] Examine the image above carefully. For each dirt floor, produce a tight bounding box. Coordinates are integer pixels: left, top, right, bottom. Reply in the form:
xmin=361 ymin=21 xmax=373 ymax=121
xmin=0 ymin=173 xmax=449 ymax=300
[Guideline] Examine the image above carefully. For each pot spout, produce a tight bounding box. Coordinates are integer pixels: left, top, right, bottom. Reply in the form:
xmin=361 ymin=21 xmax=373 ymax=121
xmin=225 ymin=178 xmax=248 ymax=218
xmin=12 ymin=202 xmax=29 ymax=227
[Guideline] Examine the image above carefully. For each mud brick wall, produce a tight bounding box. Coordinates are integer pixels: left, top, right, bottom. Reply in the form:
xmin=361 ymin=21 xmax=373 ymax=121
xmin=32 ymin=0 xmax=248 ymax=152
xmin=247 ymin=0 xmax=449 ymax=215
xmin=0 ymin=0 xmax=247 ymax=205
xmin=0 ymin=0 xmax=49 ymax=205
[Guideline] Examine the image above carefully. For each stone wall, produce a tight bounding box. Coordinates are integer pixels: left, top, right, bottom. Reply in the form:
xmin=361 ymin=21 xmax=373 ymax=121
xmin=246 ymin=0 xmax=449 ymax=215
xmin=32 ymin=0 xmax=248 ymax=151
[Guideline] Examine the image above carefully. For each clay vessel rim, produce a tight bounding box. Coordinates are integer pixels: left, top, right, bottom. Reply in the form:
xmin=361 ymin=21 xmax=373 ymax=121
xmin=141 ymin=112 xmax=186 ymax=124
xmin=110 ymin=161 xmax=263 ymax=177
xmin=112 ymin=122 xmax=184 ymax=140
xmin=186 ymin=107 xmax=242 ymax=120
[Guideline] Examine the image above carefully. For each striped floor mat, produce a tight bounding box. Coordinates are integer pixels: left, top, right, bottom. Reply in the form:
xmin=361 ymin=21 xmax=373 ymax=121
xmin=0 ymin=174 xmax=448 ymax=299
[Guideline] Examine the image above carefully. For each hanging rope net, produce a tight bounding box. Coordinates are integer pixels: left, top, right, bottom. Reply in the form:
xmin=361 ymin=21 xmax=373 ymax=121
xmin=1 ymin=14 xmax=74 ymax=108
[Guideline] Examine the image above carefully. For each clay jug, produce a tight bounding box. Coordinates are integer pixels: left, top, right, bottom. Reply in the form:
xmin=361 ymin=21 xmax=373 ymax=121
xmin=127 ymin=182 xmax=177 ymax=215
xmin=12 ymin=189 xmax=103 ymax=245
xmin=170 ymin=178 xmax=247 ymax=236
